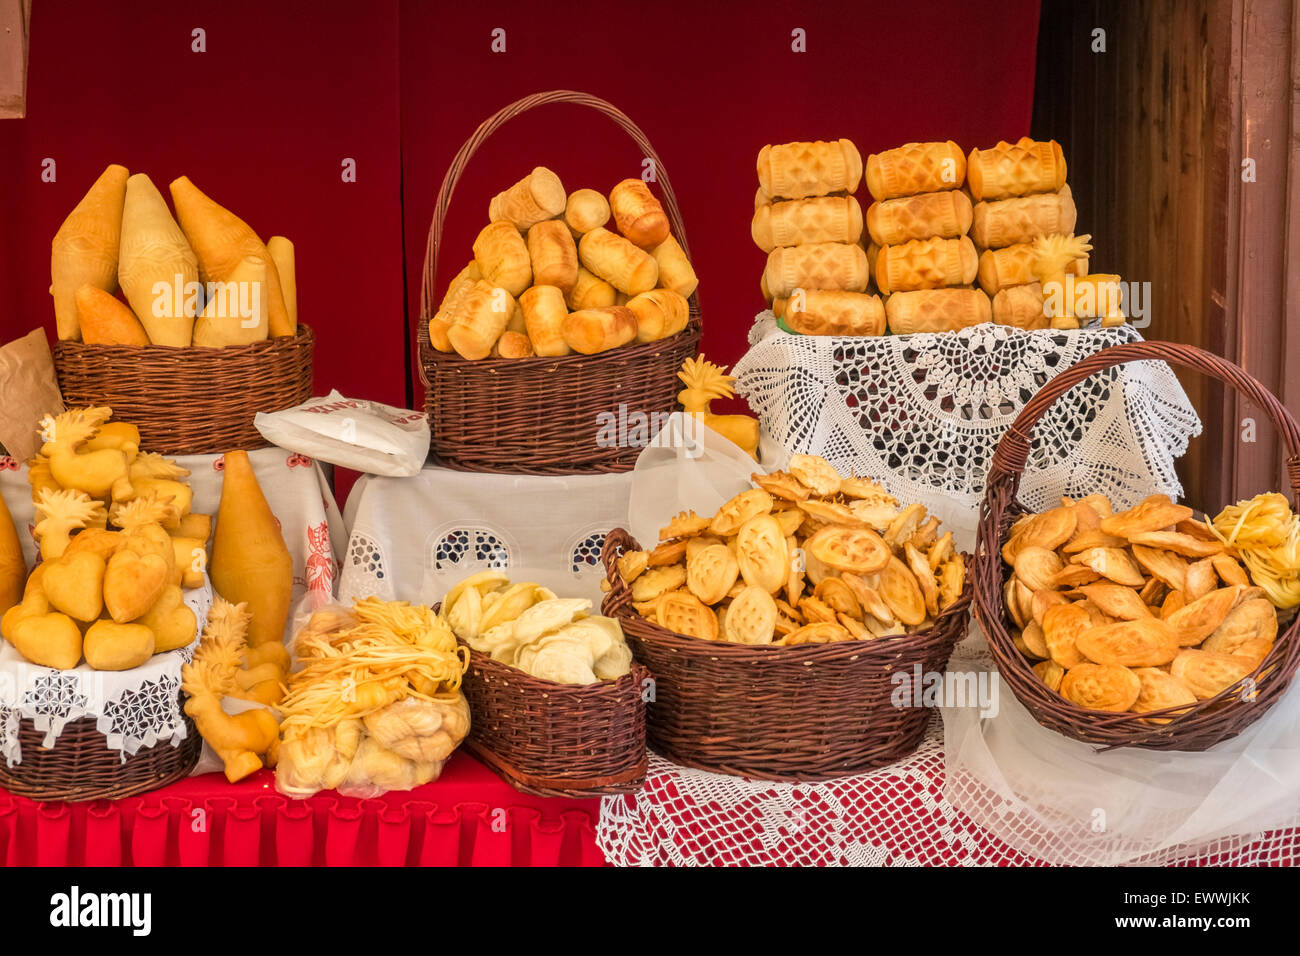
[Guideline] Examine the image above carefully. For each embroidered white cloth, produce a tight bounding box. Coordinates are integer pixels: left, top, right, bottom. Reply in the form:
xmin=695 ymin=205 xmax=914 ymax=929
xmin=732 ymin=317 xmax=1201 ymax=548
xmin=338 ymin=464 xmax=637 ymax=607
xmin=0 ymin=447 xmax=345 ymax=762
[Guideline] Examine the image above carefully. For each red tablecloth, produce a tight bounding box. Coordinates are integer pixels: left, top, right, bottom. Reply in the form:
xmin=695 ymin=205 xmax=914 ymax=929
xmin=0 ymin=753 xmax=605 ymax=866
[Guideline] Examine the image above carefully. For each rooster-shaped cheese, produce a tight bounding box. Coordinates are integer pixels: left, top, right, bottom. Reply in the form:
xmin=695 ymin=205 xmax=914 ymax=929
xmin=677 ymin=355 xmax=760 ymax=460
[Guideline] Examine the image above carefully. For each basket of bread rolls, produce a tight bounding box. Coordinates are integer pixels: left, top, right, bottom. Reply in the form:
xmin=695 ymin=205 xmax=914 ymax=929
xmin=974 ymin=341 xmax=1300 ymax=750
xmin=418 ymin=90 xmax=702 ymax=474
xmin=49 ymin=165 xmax=314 ymax=456
xmin=601 ymin=454 xmax=972 ymax=782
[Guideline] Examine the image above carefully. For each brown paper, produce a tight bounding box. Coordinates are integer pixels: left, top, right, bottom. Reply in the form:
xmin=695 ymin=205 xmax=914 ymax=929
xmin=0 ymin=328 xmax=64 ymax=461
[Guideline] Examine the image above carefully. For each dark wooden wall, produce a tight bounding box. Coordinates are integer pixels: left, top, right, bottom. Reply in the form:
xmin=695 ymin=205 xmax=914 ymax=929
xmin=1032 ymin=0 xmax=1299 ymax=508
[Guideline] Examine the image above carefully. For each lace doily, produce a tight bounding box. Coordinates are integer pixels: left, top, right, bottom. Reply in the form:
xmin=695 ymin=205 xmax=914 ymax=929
xmin=595 ymin=632 xmax=1298 ymax=867
xmin=0 ymin=582 xmax=211 ymax=767
xmin=732 ymin=317 xmax=1201 ymax=545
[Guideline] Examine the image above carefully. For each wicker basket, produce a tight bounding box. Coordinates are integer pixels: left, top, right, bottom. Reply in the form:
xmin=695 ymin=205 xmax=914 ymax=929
xmin=0 ymin=709 xmax=201 ymax=802
xmin=457 ymin=641 xmax=649 ymax=799
xmin=418 ymin=90 xmax=702 ymax=475
xmin=601 ymin=528 xmax=972 ymax=782
xmin=973 ymin=340 xmax=1300 ymax=751
xmin=53 ymin=325 xmax=315 ymax=455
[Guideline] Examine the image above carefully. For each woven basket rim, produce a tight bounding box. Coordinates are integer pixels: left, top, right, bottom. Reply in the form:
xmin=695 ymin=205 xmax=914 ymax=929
xmin=460 ymin=636 xmax=648 ymax=694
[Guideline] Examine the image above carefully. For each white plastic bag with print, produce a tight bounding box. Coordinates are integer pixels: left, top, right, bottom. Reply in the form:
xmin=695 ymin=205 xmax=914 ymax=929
xmin=254 ymin=390 xmax=429 ymax=477
xmin=627 ymin=412 xmax=787 ymax=548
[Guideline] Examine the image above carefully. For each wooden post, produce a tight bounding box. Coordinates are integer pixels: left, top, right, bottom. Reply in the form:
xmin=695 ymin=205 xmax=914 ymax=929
xmin=0 ymin=0 xmax=30 ymax=119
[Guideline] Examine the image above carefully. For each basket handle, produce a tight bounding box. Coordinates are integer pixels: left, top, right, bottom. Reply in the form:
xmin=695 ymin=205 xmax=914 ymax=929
xmin=419 ymin=89 xmax=696 ymax=324
xmin=600 ymin=527 xmax=639 ymax=619
xmin=985 ymin=340 xmax=1300 ymax=503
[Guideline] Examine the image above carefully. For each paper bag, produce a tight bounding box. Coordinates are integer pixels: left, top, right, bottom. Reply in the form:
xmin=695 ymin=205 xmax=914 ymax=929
xmin=254 ymin=390 xmax=430 ymax=477
xmin=0 ymin=328 xmax=64 ymax=461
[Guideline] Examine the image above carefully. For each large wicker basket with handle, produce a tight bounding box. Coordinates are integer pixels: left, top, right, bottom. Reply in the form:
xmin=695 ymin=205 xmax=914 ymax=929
xmin=973 ymin=340 xmax=1300 ymax=751
xmin=418 ymin=90 xmax=701 ymax=475
xmin=54 ymin=326 xmax=315 ymax=456
xmin=600 ymin=528 xmax=972 ymax=782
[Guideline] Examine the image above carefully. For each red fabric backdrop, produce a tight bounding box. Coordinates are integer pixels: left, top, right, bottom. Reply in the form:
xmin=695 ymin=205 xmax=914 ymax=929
xmin=2 ymin=0 xmax=1039 ymax=457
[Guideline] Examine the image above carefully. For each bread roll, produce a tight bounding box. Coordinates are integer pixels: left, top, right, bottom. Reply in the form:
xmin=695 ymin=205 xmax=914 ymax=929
xmin=489 ymin=166 xmax=566 ymax=230
xmin=565 ymin=189 xmax=611 ymax=237
xmin=562 ymin=306 xmax=637 ymax=354
xmin=519 ymin=284 xmax=570 ymax=357
xmin=492 ymin=330 xmax=535 ymax=359
xmin=566 ymin=267 xmax=617 ymax=310
xmin=885 ymin=288 xmax=992 ymax=334
xmin=626 ymin=288 xmax=689 ymax=343
xmin=865 ymin=141 xmax=966 ymax=201
xmin=578 ymin=227 xmax=658 ymax=295
xmin=506 ymin=299 xmax=527 ymax=333
xmin=757 ymin=139 xmax=863 ymax=200
xmin=526 ymin=220 xmax=579 ymax=291
xmin=992 ymin=283 xmax=1047 ymax=330
xmin=448 ymin=280 xmax=512 ymax=360
xmin=966 ymin=138 xmax=1067 ymax=202
xmin=971 ymin=185 xmax=1076 ymax=248
xmin=875 ymin=236 xmax=978 ymax=293
xmin=652 ymin=235 xmax=698 ymax=298
xmin=751 ymin=196 xmax=864 ymax=252
xmin=610 ymin=179 xmax=670 ymax=248
xmin=764 ymin=242 xmax=869 ymax=298
xmin=977 ymin=242 xmax=1086 ymax=294
xmin=473 ymin=221 xmax=532 ymax=297
xmin=786 ymin=291 xmax=885 ymax=336
xmin=428 ymin=260 xmax=481 ymax=352
xmin=865 ymin=190 xmax=972 ymax=246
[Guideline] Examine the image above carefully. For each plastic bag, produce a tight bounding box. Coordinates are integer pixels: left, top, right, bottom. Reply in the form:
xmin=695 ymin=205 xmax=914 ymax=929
xmin=940 ymin=639 xmax=1300 ymax=865
xmin=627 ymin=412 xmax=785 ymax=547
xmin=254 ymin=390 xmax=429 ymax=477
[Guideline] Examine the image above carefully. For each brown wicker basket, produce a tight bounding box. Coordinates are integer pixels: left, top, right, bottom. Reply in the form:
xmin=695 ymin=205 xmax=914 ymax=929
xmin=457 ymin=641 xmax=649 ymax=799
xmin=418 ymin=90 xmax=702 ymax=475
xmin=54 ymin=325 xmax=315 ymax=455
xmin=973 ymin=340 xmax=1300 ymax=751
xmin=600 ymin=528 xmax=972 ymax=782
xmin=0 ymin=709 xmax=201 ymax=802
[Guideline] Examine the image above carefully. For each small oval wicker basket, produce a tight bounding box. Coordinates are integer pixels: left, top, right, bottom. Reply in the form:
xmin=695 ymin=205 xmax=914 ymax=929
xmin=600 ymin=528 xmax=972 ymax=782
xmin=973 ymin=340 xmax=1300 ymax=751
xmin=417 ymin=90 xmax=701 ymax=475
xmin=54 ymin=325 xmax=315 ymax=456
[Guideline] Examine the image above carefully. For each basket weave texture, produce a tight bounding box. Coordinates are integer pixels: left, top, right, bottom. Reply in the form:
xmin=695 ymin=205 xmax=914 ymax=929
xmin=973 ymin=339 xmax=1300 ymax=751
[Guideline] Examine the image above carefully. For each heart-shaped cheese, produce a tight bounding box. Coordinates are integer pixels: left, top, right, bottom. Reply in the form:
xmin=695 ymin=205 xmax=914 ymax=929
xmin=104 ymin=549 xmax=170 ymax=623
xmin=137 ymin=584 xmax=197 ymax=651
xmin=12 ymin=612 xmax=83 ymax=670
xmin=84 ymin=619 xmax=155 ymax=670
xmin=42 ymin=551 xmax=107 ymax=622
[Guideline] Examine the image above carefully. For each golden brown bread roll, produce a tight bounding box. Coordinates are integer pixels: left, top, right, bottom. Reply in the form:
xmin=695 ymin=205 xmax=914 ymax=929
xmin=489 ymin=166 xmax=566 ymax=230
xmin=652 ymin=235 xmax=698 ymax=298
xmin=865 ymin=190 xmax=972 ymax=246
xmin=578 ymin=227 xmax=658 ymax=295
xmin=473 ymin=221 xmax=532 ymax=297
xmin=609 ymin=179 xmax=670 ymax=249
xmin=751 ymin=196 xmax=864 ymax=252
xmin=786 ymin=291 xmax=885 ymax=336
xmin=757 ymin=139 xmax=863 ymax=200
xmin=977 ymin=242 xmax=1087 ymax=294
xmin=991 ymin=283 xmax=1047 ymax=330
xmin=564 ymin=188 xmax=611 ymax=237
xmin=865 ymin=141 xmax=966 ymax=201
xmin=428 ymin=260 xmax=481 ymax=352
xmin=966 ymin=138 xmax=1067 ymax=201
xmin=875 ymin=236 xmax=978 ymax=293
xmin=562 ymin=306 xmax=638 ymax=354
xmin=566 ymin=266 xmax=617 ymax=310
xmin=447 ymin=280 xmax=512 ymax=360
xmin=526 ymin=220 xmax=579 ymax=291
xmin=626 ymin=288 xmax=689 ymax=343
xmin=885 ymin=288 xmax=992 ymax=334
xmin=971 ymin=185 xmax=1076 ymax=248
xmin=519 ymin=284 xmax=570 ymax=357
xmin=492 ymin=330 xmax=535 ymax=359
xmin=506 ymin=299 xmax=527 ymax=333
xmin=764 ymin=242 xmax=869 ymax=298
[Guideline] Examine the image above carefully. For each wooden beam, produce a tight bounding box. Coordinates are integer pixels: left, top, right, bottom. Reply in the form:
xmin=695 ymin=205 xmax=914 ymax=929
xmin=0 ymin=0 xmax=30 ymax=119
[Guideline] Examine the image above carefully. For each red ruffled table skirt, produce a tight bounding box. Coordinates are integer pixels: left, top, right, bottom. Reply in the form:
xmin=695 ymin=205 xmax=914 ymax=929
xmin=0 ymin=753 xmax=606 ymax=866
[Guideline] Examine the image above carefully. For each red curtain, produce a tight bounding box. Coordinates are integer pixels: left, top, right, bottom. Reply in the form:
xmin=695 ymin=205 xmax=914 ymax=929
xmin=0 ymin=753 xmax=605 ymax=866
